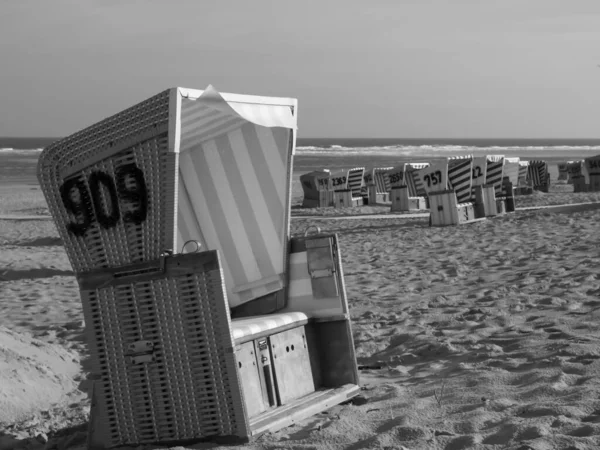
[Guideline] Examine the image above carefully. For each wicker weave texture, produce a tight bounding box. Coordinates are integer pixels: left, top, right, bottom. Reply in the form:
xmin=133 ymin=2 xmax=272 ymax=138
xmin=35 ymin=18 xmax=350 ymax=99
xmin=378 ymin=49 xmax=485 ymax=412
xmin=37 ymin=89 xmax=178 ymax=272
xmin=80 ymin=262 xmax=247 ymax=446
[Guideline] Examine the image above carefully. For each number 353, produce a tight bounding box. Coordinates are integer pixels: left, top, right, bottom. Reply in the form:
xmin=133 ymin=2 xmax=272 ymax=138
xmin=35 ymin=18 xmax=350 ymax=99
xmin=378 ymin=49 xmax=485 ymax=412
xmin=59 ymin=163 xmax=148 ymax=237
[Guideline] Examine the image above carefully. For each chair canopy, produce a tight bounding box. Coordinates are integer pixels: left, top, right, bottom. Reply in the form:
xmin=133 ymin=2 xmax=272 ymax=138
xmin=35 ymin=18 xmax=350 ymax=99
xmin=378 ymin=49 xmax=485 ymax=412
xmin=448 ymin=155 xmax=473 ymax=203
xmin=405 ymin=162 xmax=430 ymax=197
xmin=485 ymin=155 xmax=505 ymax=197
xmin=518 ymin=161 xmax=529 ymax=186
xmin=527 ymin=160 xmax=548 ymax=187
xmin=38 ymin=85 xmax=298 ymax=309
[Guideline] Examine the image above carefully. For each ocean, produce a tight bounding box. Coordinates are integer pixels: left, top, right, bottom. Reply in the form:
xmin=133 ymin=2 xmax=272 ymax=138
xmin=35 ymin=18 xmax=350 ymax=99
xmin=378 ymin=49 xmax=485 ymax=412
xmin=2 ymin=137 xmax=600 ymax=184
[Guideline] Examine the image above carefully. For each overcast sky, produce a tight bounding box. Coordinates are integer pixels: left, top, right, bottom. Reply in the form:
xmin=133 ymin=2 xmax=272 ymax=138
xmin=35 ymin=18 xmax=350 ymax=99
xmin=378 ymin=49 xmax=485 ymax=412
xmin=1 ymin=0 xmax=599 ymax=138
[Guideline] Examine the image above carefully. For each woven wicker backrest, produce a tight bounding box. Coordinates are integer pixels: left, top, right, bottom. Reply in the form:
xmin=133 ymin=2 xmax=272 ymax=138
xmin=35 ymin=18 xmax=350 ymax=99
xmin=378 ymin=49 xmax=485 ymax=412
xmin=37 ymin=90 xmax=177 ymax=273
xmin=584 ymin=155 xmax=600 ymax=177
xmin=79 ymin=251 xmax=248 ymax=447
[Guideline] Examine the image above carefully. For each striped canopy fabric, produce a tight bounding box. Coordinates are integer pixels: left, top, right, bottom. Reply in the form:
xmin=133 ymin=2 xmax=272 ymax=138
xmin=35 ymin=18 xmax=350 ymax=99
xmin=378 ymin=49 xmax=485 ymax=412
xmin=177 ymin=87 xmax=296 ymax=308
xmin=448 ymin=155 xmax=473 ymax=203
xmin=485 ymin=155 xmax=505 ymax=196
xmin=527 ymin=161 xmax=548 ymax=187
xmin=518 ymin=161 xmax=529 ymax=186
xmin=405 ymin=162 xmax=430 ymax=197
xmin=471 ymin=156 xmax=487 ymax=187
xmin=347 ymin=167 xmax=366 ymax=198
xmin=372 ymin=167 xmax=393 ymax=193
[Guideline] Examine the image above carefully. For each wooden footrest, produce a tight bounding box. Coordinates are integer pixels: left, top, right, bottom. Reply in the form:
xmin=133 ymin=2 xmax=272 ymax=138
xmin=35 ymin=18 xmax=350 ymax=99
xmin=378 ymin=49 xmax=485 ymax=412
xmin=249 ymin=384 xmax=360 ymax=437
xmin=232 ymin=312 xmax=309 ymax=344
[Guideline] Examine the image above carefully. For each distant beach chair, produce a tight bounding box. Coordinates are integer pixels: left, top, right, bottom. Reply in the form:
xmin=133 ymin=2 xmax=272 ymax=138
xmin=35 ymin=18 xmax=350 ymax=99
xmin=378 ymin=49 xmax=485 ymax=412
xmin=386 ymin=164 xmax=406 ymax=188
xmin=584 ymin=155 xmax=600 ymax=191
xmin=514 ymin=161 xmax=533 ymax=195
xmin=470 ymin=155 xmax=506 ymax=217
xmin=528 ymin=160 xmax=550 ymax=192
xmin=567 ymin=160 xmax=588 ymax=192
xmin=499 ymin=156 xmax=519 ymax=212
xmin=38 ymin=85 xmax=359 ymax=448
xmin=364 ymin=167 xmax=393 ymax=204
xmin=300 ymin=170 xmax=333 ymax=207
xmin=557 ymin=162 xmax=569 ymax=182
xmin=429 ymin=156 xmax=481 ymax=226
xmin=330 ymin=167 xmax=365 ymax=208
xmin=390 ymin=162 xmax=429 ymax=211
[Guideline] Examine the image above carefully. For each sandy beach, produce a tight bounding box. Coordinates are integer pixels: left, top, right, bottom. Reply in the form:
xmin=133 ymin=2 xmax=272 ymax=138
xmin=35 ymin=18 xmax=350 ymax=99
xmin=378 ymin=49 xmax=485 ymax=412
xmin=3 ymin=167 xmax=600 ymax=450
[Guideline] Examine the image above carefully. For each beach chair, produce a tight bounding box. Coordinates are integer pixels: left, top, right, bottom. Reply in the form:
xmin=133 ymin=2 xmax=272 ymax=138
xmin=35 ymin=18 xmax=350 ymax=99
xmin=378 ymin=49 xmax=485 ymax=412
xmin=514 ymin=161 xmax=533 ymax=195
xmin=390 ymin=162 xmax=429 ymax=212
xmin=330 ymin=167 xmax=365 ymax=208
xmin=499 ymin=156 xmax=519 ymax=212
xmin=37 ymin=86 xmax=360 ymax=449
xmin=428 ymin=155 xmax=483 ymax=226
xmin=364 ymin=167 xmax=393 ymax=204
xmin=300 ymin=170 xmax=333 ymax=207
xmin=567 ymin=160 xmax=588 ymax=192
xmin=557 ymin=162 xmax=569 ymax=182
xmin=469 ymin=155 xmax=504 ymax=217
xmin=584 ymin=155 xmax=600 ymax=192
xmin=528 ymin=160 xmax=550 ymax=193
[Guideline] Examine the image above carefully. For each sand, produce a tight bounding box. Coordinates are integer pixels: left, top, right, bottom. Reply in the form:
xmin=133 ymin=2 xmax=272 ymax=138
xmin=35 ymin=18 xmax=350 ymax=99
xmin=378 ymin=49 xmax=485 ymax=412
xmin=3 ymin=177 xmax=600 ymax=449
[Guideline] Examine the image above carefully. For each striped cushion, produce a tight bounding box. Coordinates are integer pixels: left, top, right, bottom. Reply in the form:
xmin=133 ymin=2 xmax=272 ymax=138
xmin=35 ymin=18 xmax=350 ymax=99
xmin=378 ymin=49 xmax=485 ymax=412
xmin=231 ymin=312 xmax=309 ymax=342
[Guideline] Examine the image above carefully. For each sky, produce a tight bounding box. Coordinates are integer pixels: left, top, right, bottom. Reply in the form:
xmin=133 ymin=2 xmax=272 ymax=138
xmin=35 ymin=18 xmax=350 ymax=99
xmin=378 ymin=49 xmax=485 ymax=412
xmin=1 ymin=0 xmax=599 ymax=139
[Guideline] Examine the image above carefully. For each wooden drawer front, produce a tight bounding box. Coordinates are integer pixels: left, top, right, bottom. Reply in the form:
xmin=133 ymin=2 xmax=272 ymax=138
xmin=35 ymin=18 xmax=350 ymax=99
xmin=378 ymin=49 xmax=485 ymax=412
xmin=237 ymin=341 xmax=268 ymax=418
xmin=270 ymin=327 xmax=315 ymax=405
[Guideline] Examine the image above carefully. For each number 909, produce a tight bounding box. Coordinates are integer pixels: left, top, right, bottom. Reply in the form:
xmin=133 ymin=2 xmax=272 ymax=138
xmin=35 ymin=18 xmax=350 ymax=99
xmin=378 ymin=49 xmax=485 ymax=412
xmin=59 ymin=163 xmax=148 ymax=236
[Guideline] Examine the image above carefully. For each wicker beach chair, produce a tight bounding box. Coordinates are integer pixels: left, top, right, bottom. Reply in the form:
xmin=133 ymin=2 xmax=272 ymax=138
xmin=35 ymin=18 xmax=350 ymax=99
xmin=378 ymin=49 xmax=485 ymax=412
xmin=428 ymin=155 xmax=480 ymax=226
xmin=567 ymin=160 xmax=588 ymax=192
xmin=528 ymin=160 xmax=550 ymax=193
xmin=557 ymin=162 xmax=569 ymax=182
xmin=390 ymin=162 xmax=429 ymax=211
xmin=300 ymin=170 xmax=332 ymax=207
xmin=584 ymin=155 xmax=600 ymax=191
xmin=38 ymin=85 xmax=360 ymax=449
xmin=364 ymin=167 xmax=393 ymax=204
xmin=330 ymin=167 xmax=365 ymax=208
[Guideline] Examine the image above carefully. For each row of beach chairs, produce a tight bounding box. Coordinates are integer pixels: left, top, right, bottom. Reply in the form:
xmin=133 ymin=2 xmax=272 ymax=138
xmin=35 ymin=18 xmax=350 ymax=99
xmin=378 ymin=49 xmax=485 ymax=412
xmin=558 ymin=156 xmax=600 ymax=192
xmin=301 ymin=156 xmax=552 ymax=226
